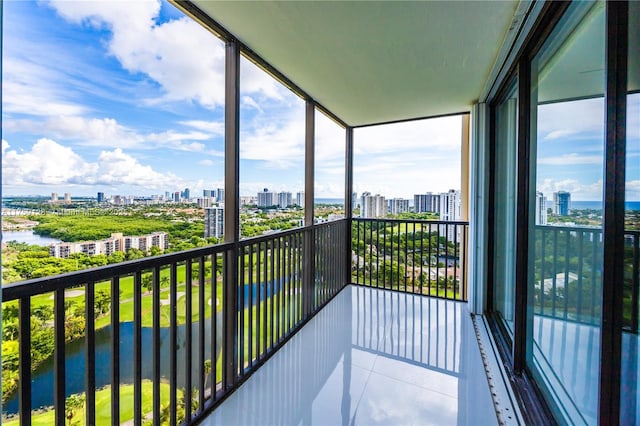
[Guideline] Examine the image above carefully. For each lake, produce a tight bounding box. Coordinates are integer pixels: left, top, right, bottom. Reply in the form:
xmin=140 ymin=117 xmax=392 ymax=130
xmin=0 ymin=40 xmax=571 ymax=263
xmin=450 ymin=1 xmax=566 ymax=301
xmin=4 ymin=314 xmax=223 ymax=415
xmin=2 ymin=230 xmax=61 ymax=245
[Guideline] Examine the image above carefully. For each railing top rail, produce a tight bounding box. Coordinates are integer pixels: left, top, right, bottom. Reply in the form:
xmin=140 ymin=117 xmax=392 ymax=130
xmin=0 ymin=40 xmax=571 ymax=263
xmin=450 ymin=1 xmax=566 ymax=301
xmin=3 ymin=241 xmax=234 ymax=301
xmin=353 ymin=218 xmax=469 ymax=226
xmin=534 ymin=224 xmax=603 ymax=233
xmin=238 ymin=218 xmax=347 ymax=246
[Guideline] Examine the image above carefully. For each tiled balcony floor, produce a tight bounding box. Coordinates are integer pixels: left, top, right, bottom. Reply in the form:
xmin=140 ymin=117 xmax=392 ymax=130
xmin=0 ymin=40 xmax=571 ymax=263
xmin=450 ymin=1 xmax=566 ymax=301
xmin=202 ymin=285 xmax=498 ymax=425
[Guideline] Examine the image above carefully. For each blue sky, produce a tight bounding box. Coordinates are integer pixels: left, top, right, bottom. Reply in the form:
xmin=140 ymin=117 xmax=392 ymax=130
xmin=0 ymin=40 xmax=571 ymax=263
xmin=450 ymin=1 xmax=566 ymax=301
xmin=2 ymin=1 xmax=635 ymax=202
xmin=0 ymin=0 xmax=464 ymax=201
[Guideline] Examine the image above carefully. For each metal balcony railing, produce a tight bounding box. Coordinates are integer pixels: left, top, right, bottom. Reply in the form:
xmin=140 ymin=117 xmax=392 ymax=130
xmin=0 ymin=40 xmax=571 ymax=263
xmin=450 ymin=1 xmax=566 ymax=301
xmin=351 ymin=219 xmax=468 ymax=301
xmin=532 ymin=225 xmax=640 ymax=333
xmin=2 ymin=219 xmax=348 ymax=425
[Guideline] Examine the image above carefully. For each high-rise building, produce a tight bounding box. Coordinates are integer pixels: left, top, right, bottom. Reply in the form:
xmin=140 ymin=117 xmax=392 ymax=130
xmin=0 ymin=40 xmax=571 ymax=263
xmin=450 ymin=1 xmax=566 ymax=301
xmin=535 ymin=191 xmax=548 ymax=225
xmin=258 ymin=189 xmax=275 ymax=207
xmin=414 ymin=192 xmax=439 ymax=213
xmin=64 ymin=192 xmax=71 ymax=203
xmin=51 ymin=192 xmax=58 ymax=203
xmin=97 ymin=192 xmax=105 ymax=203
xmin=352 ymin=192 xmax=358 ymax=211
xmin=203 ymin=189 xmax=214 ymax=198
xmin=204 ymin=207 xmax=224 ymax=239
xmin=553 ymin=191 xmax=571 ymax=216
xmin=439 ymin=189 xmax=460 ymax=221
xmin=278 ymin=192 xmax=292 ymax=208
xmin=361 ymin=193 xmax=387 ymax=218
xmin=296 ymin=191 xmax=305 ymax=208
xmin=173 ymin=192 xmax=181 ymax=203
xmin=216 ymin=188 xmax=225 ymax=203
xmin=181 ymin=188 xmax=190 ymax=200
xmin=389 ymin=198 xmax=410 ymax=215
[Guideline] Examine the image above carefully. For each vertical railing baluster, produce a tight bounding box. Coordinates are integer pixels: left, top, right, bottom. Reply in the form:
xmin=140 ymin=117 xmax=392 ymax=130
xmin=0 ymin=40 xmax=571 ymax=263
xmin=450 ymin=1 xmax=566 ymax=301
xmin=152 ymin=267 xmax=161 ymax=425
xmin=270 ymin=239 xmax=275 ymax=348
xmin=381 ymin=221 xmax=385 ymax=289
xmin=248 ymin=244 xmax=254 ymax=367
xmin=185 ymin=259 xmax=193 ymax=420
xmin=263 ymin=242 xmax=269 ymax=354
xmin=540 ymin=227 xmax=546 ymax=316
xmin=404 ymin=222 xmax=408 ymax=292
xmin=211 ymin=254 xmax=218 ymax=402
xmin=19 ymin=296 xmax=31 ymax=426
xmin=563 ymin=230 xmax=571 ymax=319
xmin=463 ymin=224 xmax=468 ymax=301
xmin=170 ymin=263 xmax=177 ymax=424
xmin=198 ymin=257 xmax=205 ymax=413
xmin=632 ymin=233 xmax=640 ymax=333
xmin=552 ymin=229 xmax=559 ymax=318
xmin=256 ymin=243 xmax=262 ymax=360
xmin=54 ymin=288 xmax=65 ymax=426
xmin=133 ymin=271 xmax=142 ymax=426
xmin=577 ymin=231 xmax=584 ymax=322
xmin=85 ymin=281 xmax=96 ymax=425
xmin=591 ymin=232 xmax=598 ymax=322
xmin=436 ymin=224 xmax=440 ymax=297
xmin=111 ymin=276 xmax=120 ymax=425
xmin=428 ymin=223 xmax=433 ymax=297
xmin=239 ymin=247 xmax=245 ymax=374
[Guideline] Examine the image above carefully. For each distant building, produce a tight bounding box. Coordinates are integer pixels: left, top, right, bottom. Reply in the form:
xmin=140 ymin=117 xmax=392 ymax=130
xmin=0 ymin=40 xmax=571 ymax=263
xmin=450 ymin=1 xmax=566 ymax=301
xmin=203 ymin=189 xmax=214 ymax=198
xmin=64 ymin=193 xmax=72 ymax=203
xmin=240 ymin=196 xmax=258 ymax=206
xmin=173 ymin=192 xmax=181 ymax=203
xmin=204 ymin=207 xmax=224 ymax=239
xmin=216 ymin=188 xmax=225 ymax=203
xmin=181 ymin=188 xmax=190 ymax=200
xmin=197 ymin=197 xmax=215 ymax=208
xmin=535 ymin=191 xmax=548 ymax=225
xmin=296 ymin=191 xmax=305 ymax=208
xmin=49 ymin=232 xmax=168 ymax=258
xmin=278 ymin=192 xmax=292 ymax=208
xmin=439 ymin=189 xmax=460 ymax=221
xmin=352 ymin=192 xmax=358 ymax=211
xmin=51 ymin=192 xmax=58 ymax=203
xmin=258 ymin=188 xmax=276 ymax=207
xmin=97 ymin=192 xmax=105 ymax=203
xmin=414 ymin=192 xmax=439 ymax=213
xmin=553 ymin=191 xmax=571 ymax=216
xmin=361 ymin=193 xmax=386 ymax=218
xmin=389 ymin=198 xmax=410 ymax=215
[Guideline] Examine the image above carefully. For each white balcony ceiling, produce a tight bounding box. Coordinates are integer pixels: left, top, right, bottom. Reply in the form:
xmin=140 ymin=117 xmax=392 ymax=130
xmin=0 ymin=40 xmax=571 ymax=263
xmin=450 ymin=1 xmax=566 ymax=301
xmin=189 ymin=0 xmax=520 ymax=126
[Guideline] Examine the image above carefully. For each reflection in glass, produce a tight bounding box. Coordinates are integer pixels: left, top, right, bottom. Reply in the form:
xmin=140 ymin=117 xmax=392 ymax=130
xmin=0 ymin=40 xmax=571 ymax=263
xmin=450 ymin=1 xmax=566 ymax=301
xmin=528 ymin=2 xmax=604 ymax=424
xmin=493 ymin=80 xmax=518 ymax=339
xmin=621 ymin=2 xmax=640 ymax=423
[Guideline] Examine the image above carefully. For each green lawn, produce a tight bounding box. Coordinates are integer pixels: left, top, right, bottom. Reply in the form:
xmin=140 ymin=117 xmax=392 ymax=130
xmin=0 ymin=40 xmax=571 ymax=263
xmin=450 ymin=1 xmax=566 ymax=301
xmin=3 ymin=381 xmax=181 ymax=426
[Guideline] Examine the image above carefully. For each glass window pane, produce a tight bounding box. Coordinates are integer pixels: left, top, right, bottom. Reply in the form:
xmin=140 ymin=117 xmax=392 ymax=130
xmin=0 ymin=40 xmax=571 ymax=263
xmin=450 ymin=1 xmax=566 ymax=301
xmin=621 ymin=1 xmax=640 ymax=423
xmin=493 ymin=80 xmax=518 ymax=339
xmin=239 ymin=56 xmax=305 ymax=236
xmin=527 ymin=2 xmax=605 ymax=424
xmin=314 ymin=109 xmax=345 ymax=221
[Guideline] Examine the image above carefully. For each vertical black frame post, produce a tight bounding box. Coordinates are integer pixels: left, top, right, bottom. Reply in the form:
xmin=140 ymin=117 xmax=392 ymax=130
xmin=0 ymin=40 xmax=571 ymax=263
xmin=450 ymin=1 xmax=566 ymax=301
xmin=599 ymin=1 xmax=628 ymax=423
xmin=513 ymin=58 xmax=531 ymax=373
xmin=223 ymin=39 xmax=240 ymax=389
xmin=345 ymin=127 xmax=354 ymax=286
xmin=303 ymin=100 xmax=315 ymax=315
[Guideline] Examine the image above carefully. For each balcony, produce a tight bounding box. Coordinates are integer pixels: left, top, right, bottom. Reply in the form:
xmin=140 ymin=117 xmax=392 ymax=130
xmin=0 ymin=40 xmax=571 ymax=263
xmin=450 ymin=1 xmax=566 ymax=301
xmin=2 ymin=219 xmax=481 ymax=425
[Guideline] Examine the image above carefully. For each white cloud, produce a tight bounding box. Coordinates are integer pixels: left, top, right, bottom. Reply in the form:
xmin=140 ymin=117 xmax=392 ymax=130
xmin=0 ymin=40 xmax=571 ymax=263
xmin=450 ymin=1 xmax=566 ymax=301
xmin=240 ymin=119 xmax=305 ymax=168
xmin=46 ymin=0 xmax=285 ymax=109
xmin=538 ymin=98 xmax=604 ymax=142
xmin=2 ymin=138 xmax=181 ymax=190
xmin=180 ymin=120 xmax=224 ymax=136
xmin=538 ymin=178 xmax=603 ymax=201
xmin=538 ymin=153 xmax=603 ymax=165
xmin=627 ymin=180 xmax=640 ymax=201
xmin=5 ymin=115 xmax=217 ymax=153
xmin=198 ymin=159 xmax=215 ymax=166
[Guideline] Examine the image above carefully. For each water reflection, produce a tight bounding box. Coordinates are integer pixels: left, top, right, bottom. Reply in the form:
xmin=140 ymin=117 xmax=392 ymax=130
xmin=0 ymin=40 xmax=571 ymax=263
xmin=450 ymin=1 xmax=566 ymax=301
xmin=203 ymin=286 xmax=496 ymax=425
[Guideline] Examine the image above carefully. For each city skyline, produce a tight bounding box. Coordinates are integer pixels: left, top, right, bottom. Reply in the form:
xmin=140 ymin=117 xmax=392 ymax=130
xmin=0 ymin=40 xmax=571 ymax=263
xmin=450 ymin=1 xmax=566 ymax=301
xmin=2 ymin=1 xmax=639 ymax=201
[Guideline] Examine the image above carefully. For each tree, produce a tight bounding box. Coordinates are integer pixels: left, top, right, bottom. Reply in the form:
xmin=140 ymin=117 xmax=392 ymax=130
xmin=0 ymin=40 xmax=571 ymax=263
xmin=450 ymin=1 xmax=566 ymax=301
xmin=65 ymin=392 xmax=85 ymax=425
xmin=142 ymin=274 xmax=154 ymax=294
xmin=3 ymin=320 xmax=19 ymax=341
xmin=95 ymin=289 xmax=111 ymax=316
